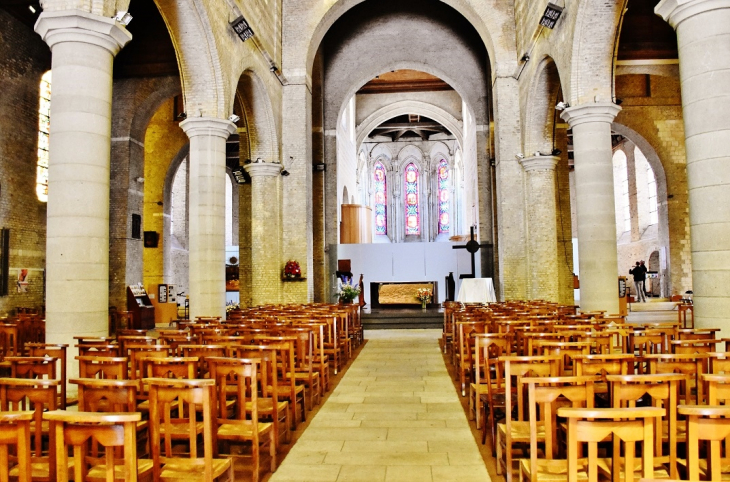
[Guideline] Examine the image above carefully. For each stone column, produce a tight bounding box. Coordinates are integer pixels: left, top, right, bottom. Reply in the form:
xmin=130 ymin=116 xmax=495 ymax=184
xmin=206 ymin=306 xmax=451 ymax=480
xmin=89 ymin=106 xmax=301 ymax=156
xmin=244 ymin=163 xmax=283 ymax=305
xmin=657 ymin=0 xmax=730 ymax=330
xmin=520 ymin=155 xmax=560 ymax=302
xmin=561 ymin=103 xmax=622 ymax=313
xmin=179 ymin=118 xmax=236 ymax=320
xmin=34 ymin=11 xmax=131 ymax=377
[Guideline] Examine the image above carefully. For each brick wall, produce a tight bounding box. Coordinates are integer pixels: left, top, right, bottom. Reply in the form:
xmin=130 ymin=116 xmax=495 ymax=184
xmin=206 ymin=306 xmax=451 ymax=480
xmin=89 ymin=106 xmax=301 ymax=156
xmin=0 ymin=11 xmax=50 ymax=315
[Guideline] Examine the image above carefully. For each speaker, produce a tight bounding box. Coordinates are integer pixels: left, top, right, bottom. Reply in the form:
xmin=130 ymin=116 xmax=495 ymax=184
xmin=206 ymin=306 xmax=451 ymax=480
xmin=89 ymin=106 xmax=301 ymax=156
xmin=143 ymin=231 xmax=159 ymax=248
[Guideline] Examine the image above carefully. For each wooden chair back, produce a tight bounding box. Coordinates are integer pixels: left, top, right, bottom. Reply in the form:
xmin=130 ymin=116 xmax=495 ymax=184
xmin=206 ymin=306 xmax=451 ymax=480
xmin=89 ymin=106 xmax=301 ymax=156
xmin=677 ymin=404 xmax=730 ymax=481
xmin=0 ymin=324 xmax=19 ymax=360
xmin=646 ymin=353 xmax=709 ymax=404
xmin=0 ymin=378 xmax=59 ymax=479
xmin=7 ymin=356 xmax=57 ymax=381
xmin=522 ymin=376 xmax=598 ymax=482
xmin=72 ymin=378 xmax=139 ymax=413
xmin=76 ymin=343 xmax=120 ymax=358
xmin=147 ymin=378 xmax=232 ymax=482
xmin=44 ymin=410 xmax=143 ymax=482
xmin=535 ymin=341 xmax=591 ymax=375
xmin=143 ymin=357 xmax=198 ymax=379
xmin=180 ymin=345 xmax=228 ymax=378
xmin=0 ymin=411 xmax=33 ymax=482
xmin=606 ymin=373 xmax=684 ymax=479
xmin=76 ymin=356 xmax=128 ymax=380
xmin=558 ymin=406 xmax=664 ymax=482
xmin=27 ymin=343 xmax=68 ymax=409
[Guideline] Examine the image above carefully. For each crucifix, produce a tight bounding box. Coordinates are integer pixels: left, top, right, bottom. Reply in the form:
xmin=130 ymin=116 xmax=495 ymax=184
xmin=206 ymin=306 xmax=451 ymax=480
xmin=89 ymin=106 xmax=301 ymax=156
xmin=452 ymin=226 xmax=492 ymax=279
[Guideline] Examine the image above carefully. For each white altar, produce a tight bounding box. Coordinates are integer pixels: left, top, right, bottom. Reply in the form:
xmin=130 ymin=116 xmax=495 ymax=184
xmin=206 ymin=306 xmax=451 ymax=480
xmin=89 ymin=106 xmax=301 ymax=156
xmin=456 ymin=278 xmax=496 ymax=303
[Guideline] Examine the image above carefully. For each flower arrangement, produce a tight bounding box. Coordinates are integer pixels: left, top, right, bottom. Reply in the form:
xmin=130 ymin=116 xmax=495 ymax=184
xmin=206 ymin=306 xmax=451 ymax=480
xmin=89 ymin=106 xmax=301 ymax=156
xmin=225 ymin=301 xmax=240 ymax=313
xmin=416 ymin=288 xmax=432 ymax=308
xmin=338 ymin=277 xmax=361 ymax=303
xmin=283 ymin=260 xmax=301 ymax=278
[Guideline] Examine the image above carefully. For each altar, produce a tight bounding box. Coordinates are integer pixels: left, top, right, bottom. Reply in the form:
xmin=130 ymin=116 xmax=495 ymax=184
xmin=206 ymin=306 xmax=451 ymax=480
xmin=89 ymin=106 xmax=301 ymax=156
xmin=370 ymin=281 xmax=437 ymax=308
xmin=456 ymin=278 xmax=496 ymax=303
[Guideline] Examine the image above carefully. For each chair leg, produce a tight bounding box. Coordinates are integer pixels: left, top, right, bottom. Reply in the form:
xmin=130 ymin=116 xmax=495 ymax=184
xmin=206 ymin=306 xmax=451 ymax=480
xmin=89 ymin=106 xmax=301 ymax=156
xmin=270 ymin=431 xmax=277 ymax=472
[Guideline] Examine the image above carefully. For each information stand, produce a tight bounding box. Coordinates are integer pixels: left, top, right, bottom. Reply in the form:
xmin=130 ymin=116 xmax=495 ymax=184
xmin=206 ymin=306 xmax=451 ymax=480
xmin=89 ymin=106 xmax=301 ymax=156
xmin=126 ymin=285 xmax=155 ymax=330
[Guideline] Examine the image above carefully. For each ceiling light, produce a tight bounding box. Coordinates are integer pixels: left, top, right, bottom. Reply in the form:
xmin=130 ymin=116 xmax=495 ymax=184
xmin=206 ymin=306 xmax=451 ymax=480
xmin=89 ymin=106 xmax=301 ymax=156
xmin=555 ymin=102 xmax=569 ymax=111
xmin=228 ymin=114 xmax=240 ymax=123
xmin=28 ymin=5 xmax=36 ymax=13
xmin=515 ymin=153 xmax=525 ymax=160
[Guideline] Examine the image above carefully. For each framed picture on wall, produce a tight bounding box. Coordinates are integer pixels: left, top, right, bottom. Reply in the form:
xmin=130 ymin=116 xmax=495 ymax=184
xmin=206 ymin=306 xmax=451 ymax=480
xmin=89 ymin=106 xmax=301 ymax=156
xmin=158 ymin=284 xmax=167 ymax=303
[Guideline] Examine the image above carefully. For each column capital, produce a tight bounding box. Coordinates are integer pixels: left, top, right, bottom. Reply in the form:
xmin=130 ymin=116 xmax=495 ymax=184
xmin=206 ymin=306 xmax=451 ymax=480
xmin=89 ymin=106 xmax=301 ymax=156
xmin=560 ymin=103 xmax=621 ymax=128
xmin=656 ymin=0 xmax=730 ymax=28
xmin=520 ymin=156 xmax=559 ymax=172
xmin=244 ymin=162 xmax=283 ymax=178
xmin=35 ymin=10 xmax=132 ymax=55
xmin=179 ymin=117 xmax=236 ymax=139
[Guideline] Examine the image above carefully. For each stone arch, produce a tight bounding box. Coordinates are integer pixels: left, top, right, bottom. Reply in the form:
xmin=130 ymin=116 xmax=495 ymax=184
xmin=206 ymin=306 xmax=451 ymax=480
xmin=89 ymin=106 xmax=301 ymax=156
xmin=429 ymin=142 xmax=452 ymax=170
xmin=162 ymin=144 xmax=191 ymax=291
xmin=304 ymin=0 xmax=509 ymax=79
xmin=568 ymin=0 xmax=626 ymax=105
xmin=153 ymin=0 xmax=227 ymax=117
xmin=356 ymin=101 xmax=464 ymax=149
xmin=233 ymin=69 xmax=279 ymax=162
xmin=612 ymin=122 xmax=672 ymax=296
xmin=523 ymin=56 xmax=565 ymax=156
xmin=396 ymin=145 xmax=425 ymax=171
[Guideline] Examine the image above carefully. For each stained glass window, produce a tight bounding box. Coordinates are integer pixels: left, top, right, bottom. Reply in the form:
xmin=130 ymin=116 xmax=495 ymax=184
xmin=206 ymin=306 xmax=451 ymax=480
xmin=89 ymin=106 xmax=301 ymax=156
xmin=437 ymin=160 xmax=450 ymax=234
xmin=373 ymin=161 xmax=387 ymax=235
xmin=37 ymin=71 xmax=51 ymax=202
xmin=404 ymin=163 xmax=420 ymax=235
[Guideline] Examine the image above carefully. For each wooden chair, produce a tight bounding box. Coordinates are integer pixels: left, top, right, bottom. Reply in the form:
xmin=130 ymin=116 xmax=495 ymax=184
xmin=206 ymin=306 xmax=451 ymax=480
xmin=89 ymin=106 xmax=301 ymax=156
xmin=455 ymin=320 xmax=486 ymax=396
xmin=76 ymin=343 xmax=120 ymax=358
xmin=534 ymin=341 xmax=591 ymax=375
xmin=496 ymin=355 xmax=560 ymax=482
xmin=44 ymin=410 xmax=150 ymax=482
xmin=26 ymin=343 xmax=68 ymax=409
xmin=0 ymin=324 xmax=19 ymax=360
xmin=0 ymin=411 xmax=34 ymax=482
xmin=282 ymin=327 xmax=321 ymax=409
xmin=7 ymin=356 xmax=57 ymax=382
xmin=518 ymin=376 xmax=598 ymax=482
xmin=558 ymin=406 xmax=664 ymax=482
xmin=0 ymin=378 xmax=58 ymax=481
xmin=209 ymin=357 xmax=276 ymax=482
xmin=678 ymin=405 xmax=730 ymax=481
xmin=646 ymin=353 xmax=709 ymax=404
xmin=228 ymin=346 xmax=291 ymax=450
xmin=180 ymin=345 xmax=228 ymax=378
xmin=254 ymin=337 xmax=306 ymax=427
xmin=147 ymin=378 xmax=234 ymax=482
xmin=604 ymin=373 xmax=683 ymax=480
xmin=299 ymin=321 xmax=330 ymax=394
xmin=470 ymin=332 xmax=511 ymax=430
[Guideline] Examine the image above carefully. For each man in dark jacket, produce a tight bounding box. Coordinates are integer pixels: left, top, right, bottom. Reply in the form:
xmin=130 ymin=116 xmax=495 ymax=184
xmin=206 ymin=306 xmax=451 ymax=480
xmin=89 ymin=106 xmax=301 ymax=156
xmin=629 ymin=261 xmax=647 ymax=302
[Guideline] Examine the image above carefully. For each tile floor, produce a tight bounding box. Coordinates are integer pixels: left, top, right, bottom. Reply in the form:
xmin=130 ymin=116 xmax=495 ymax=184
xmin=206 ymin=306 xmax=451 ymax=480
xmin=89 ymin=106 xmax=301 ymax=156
xmin=269 ymin=329 xmax=490 ymax=482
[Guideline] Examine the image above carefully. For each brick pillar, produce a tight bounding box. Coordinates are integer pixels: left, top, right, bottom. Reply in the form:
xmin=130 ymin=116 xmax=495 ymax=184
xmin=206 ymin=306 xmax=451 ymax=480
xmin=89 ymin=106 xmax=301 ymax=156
xmin=179 ymin=118 xmax=236 ymax=320
xmin=493 ymin=77 xmax=527 ymax=300
xmin=561 ymin=103 xmax=622 ymax=313
xmin=657 ymin=0 xmax=730 ymax=331
xmin=282 ymin=84 xmax=313 ymax=303
xmin=34 ymin=11 xmax=131 ymax=379
xmin=244 ymin=163 xmax=283 ymax=305
xmin=520 ymin=155 xmax=560 ymax=302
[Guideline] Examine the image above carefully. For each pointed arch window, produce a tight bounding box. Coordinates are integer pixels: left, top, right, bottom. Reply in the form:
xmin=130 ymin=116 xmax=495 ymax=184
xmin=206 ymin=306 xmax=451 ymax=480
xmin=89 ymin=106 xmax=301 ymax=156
xmin=404 ymin=163 xmax=420 ymax=235
xmin=37 ymin=70 xmax=51 ymax=202
xmin=373 ymin=161 xmax=387 ymax=235
xmin=437 ymin=160 xmax=450 ymax=234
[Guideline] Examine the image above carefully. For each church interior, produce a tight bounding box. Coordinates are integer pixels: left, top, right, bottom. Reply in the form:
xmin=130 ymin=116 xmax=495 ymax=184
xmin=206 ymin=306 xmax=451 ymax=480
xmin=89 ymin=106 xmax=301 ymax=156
xmin=0 ymin=0 xmax=728 ymax=480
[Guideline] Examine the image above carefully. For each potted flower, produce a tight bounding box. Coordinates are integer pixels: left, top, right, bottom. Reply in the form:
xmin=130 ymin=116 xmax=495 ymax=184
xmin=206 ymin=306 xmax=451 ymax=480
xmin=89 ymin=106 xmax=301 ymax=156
xmin=416 ymin=288 xmax=432 ymax=310
xmin=283 ymin=260 xmax=301 ymax=279
xmin=225 ymin=301 xmax=240 ymax=316
xmin=338 ymin=277 xmax=361 ymax=304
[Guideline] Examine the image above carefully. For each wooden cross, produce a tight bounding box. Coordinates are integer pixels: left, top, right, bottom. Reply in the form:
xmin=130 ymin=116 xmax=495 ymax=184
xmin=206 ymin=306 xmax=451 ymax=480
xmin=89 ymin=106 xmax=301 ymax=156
xmin=452 ymin=226 xmax=492 ymax=279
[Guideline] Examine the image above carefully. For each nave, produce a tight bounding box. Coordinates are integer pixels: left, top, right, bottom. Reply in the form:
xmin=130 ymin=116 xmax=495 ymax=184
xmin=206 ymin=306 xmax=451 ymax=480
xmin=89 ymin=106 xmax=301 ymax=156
xmin=270 ymin=330 xmax=490 ymax=482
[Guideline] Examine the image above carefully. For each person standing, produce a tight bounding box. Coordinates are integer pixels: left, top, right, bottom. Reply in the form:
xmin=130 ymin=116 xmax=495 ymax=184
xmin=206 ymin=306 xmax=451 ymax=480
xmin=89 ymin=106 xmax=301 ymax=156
xmin=629 ymin=261 xmax=647 ymax=302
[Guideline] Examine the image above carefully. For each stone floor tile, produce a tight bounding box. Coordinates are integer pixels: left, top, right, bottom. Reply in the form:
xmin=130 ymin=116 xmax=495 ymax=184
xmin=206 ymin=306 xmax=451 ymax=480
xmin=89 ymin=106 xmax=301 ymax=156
xmin=385 ymin=466 xmax=433 ymax=482
xmin=336 ymin=465 xmax=387 ymax=482
xmin=360 ymin=419 xmax=446 ymax=429
xmin=299 ymin=427 xmax=388 ymax=442
xmin=341 ymin=440 xmax=428 ymax=453
xmin=270 ymin=464 xmax=341 ymax=482
xmin=431 ymin=465 xmax=490 ymax=481
xmin=324 ymin=451 xmax=450 ymax=466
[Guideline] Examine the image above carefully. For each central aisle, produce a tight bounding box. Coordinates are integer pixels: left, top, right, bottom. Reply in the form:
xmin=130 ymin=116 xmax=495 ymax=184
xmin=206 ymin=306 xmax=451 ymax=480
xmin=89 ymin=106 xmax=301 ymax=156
xmin=270 ymin=329 xmax=491 ymax=482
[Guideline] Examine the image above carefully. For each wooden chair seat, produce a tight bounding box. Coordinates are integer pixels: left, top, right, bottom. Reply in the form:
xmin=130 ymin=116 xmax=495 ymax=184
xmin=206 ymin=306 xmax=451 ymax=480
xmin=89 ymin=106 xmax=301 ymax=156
xmin=594 ymin=458 xmax=671 ymax=480
xmin=677 ymin=404 xmax=730 ymax=481
xmin=86 ymin=459 xmax=155 ymax=482
xmin=217 ymin=418 xmax=273 ymax=439
xmin=155 ymin=458 xmax=234 ymax=482
xmin=518 ymin=458 xmax=590 ymax=482
xmin=498 ymin=420 xmax=546 ymax=441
